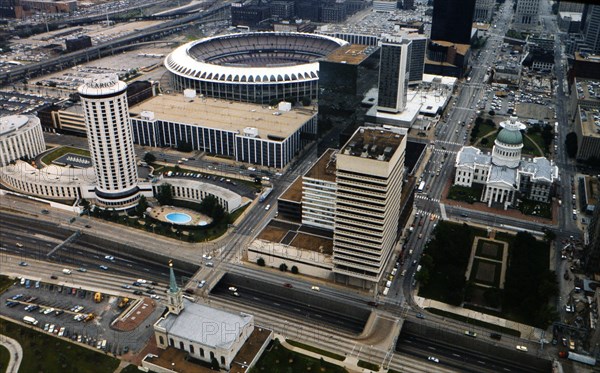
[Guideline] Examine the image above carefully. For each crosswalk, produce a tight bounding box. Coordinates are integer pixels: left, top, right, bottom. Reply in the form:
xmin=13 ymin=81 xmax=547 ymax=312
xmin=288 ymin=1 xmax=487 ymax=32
xmin=434 ymin=140 xmax=464 ymax=148
xmin=414 ymin=194 xmax=441 ymax=203
xmin=414 ymin=207 xmax=441 ymax=220
xmin=433 ymin=148 xmax=458 ymax=156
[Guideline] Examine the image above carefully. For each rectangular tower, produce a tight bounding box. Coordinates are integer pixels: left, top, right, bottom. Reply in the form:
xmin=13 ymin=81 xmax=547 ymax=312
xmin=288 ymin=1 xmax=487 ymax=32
xmin=431 ymin=0 xmax=476 ymax=44
xmin=514 ymin=0 xmax=540 ymax=30
xmin=378 ymin=35 xmax=411 ymax=113
xmin=332 ymin=127 xmax=406 ymax=287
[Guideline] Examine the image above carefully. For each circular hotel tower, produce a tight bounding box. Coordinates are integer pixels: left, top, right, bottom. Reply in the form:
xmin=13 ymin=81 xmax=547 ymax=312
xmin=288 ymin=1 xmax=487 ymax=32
xmin=78 ymin=74 xmax=139 ymax=209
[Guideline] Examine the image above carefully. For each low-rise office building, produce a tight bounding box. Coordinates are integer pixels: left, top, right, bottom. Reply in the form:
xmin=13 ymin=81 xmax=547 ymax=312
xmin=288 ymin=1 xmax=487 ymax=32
xmin=130 ymin=94 xmax=317 ymax=169
xmin=0 ymin=115 xmax=45 ymax=166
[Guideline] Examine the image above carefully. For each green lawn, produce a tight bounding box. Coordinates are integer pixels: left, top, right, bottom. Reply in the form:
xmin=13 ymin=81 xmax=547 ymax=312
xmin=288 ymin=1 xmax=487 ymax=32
xmin=0 ymin=275 xmax=15 ymax=294
xmin=0 ymin=345 xmax=9 ymax=373
xmin=0 ymin=319 xmax=119 ymax=373
xmin=250 ymin=339 xmax=347 ymax=373
xmin=425 ymin=308 xmax=521 ymax=337
xmin=447 ymin=184 xmax=483 ymax=204
xmin=286 ymin=339 xmax=345 ymax=361
xmin=41 ymin=146 xmax=90 ymax=165
xmin=522 ymin=135 xmax=543 ymax=157
xmin=525 ymin=131 xmax=548 ymax=153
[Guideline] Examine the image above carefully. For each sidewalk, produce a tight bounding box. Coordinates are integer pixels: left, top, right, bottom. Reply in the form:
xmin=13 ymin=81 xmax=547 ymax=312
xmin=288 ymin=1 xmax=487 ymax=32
xmin=414 ymin=297 xmax=543 ymax=342
xmin=0 ymin=334 xmax=23 ymax=373
xmin=276 ymin=334 xmax=381 ymax=373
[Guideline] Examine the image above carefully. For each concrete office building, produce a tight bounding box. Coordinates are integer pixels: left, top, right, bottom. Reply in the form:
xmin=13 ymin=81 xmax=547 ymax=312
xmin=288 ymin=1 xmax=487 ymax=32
xmin=431 ymin=0 xmax=476 ymax=45
xmin=378 ymin=35 xmax=412 ymax=113
xmin=474 ymin=0 xmax=494 ymax=22
xmin=332 ymin=127 xmax=406 ymax=287
xmin=78 ymin=75 xmax=140 ymax=209
xmin=0 ymin=115 xmax=45 ymax=166
xmin=373 ymin=0 xmax=397 ymax=12
xmin=559 ymin=1 xmax=585 ymax=13
xmin=406 ymin=33 xmax=426 ymax=85
xmin=583 ymin=5 xmax=600 ymax=54
xmin=514 ymin=0 xmax=540 ymax=30
xmin=129 ymin=94 xmax=317 ymax=169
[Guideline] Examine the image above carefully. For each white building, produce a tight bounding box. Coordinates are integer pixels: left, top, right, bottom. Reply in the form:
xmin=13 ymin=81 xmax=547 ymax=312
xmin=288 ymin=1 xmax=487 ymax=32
xmin=78 ymin=75 xmax=140 ymax=209
xmin=153 ymin=262 xmax=254 ymax=370
xmin=152 ymin=178 xmax=243 ymax=213
xmin=333 ymin=127 xmax=406 ymax=287
xmin=302 ymin=149 xmax=338 ymax=230
xmin=454 ymin=117 xmax=558 ymax=208
xmin=372 ymin=0 xmax=397 ymax=12
xmin=0 ymin=115 xmax=45 ymax=167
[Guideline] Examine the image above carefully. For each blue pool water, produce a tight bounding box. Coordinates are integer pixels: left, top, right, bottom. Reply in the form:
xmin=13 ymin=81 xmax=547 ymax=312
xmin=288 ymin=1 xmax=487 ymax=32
xmin=165 ymin=212 xmax=192 ymax=224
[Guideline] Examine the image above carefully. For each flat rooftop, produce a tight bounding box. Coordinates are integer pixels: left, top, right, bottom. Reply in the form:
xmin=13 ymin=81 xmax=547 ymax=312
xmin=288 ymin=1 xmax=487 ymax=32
xmin=129 ymin=94 xmax=316 ymax=140
xmin=579 ymin=107 xmax=600 ymax=138
xmin=575 ymin=78 xmax=600 ymax=104
xmin=342 ymin=127 xmax=404 ymax=161
xmin=304 ymin=148 xmax=337 ymax=182
xmin=278 ymin=175 xmax=303 ymax=202
xmin=324 ymin=44 xmax=375 ymax=65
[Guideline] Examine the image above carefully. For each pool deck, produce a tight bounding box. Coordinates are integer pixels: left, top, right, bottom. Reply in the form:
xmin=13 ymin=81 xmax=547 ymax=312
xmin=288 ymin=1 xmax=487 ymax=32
xmin=149 ymin=206 xmax=213 ymax=226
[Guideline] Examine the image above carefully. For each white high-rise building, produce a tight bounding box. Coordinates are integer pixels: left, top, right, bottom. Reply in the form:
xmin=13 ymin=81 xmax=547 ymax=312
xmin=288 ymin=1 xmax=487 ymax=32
xmin=332 ymin=127 xmax=406 ymax=287
xmin=377 ymin=35 xmax=412 ymax=113
xmin=514 ymin=0 xmax=540 ymax=29
xmin=78 ymin=74 xmax=140 ymax=209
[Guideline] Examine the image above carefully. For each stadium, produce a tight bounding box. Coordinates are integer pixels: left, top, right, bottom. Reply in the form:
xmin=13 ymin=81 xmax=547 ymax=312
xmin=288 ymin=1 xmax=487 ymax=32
xmin=165 ymin=32 xmax=348 ymax=104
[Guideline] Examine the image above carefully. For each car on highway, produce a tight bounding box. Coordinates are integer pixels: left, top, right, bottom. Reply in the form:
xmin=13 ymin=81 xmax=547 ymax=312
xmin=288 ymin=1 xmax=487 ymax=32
xmin=50 ymin=275 xmax=58 ymax=280
xmin=202 ymin=254 xmax=212 ymax=260
xmin=416 ymin=313 xmax=425 ymax=319
xmin=197 ymin=280 xmax=206 ymax=288
xmin=133 ymin=290 xmax=143 ymax=295
xmin=367 ymin=301 xmax=378 ymax=307
xmin=516 ymin=345 xmax=528 ymax=352
xmin=228 ymin=287 xmax=238 ymax=292
xmin=19 ymin=261 xmax=28 ymax=266
xmin=206 ymin=262 xmax=214 ymax=267
xmin=311 ymin=286 xmax=320 ymax=291
xmin=99 ymin=265 xmax=108 ymax=271
xmin=427 ymin=356 xmax=439 ymax=363
xmin=464 ymin=330 xmax=477 ymax=338
xmin=77 ymin=268 xmax=87 ymax=272
xmin=150 ymin=294 xmax=160 ymax=300
xmin=85 ymin=225 xmax=92 ymax=228
xmin=283 ymin=283 xmax=293 ymax=288
xmin=490 ymin=333 xmax=502 ymax=340
xmin=122 ymin=285 xmax=131 ymax=289
xmin=265 ymin=204 xmax=271 ymax=211
xmin=104 ymin=255 xmax=115 ymax=261
xmin=232 ymin=292 xmax=240 ymax=297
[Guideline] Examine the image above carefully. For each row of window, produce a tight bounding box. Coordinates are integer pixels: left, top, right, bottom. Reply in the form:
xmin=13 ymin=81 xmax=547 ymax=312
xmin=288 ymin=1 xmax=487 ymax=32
xmin=159 ymin=336 xmax=226 ymax=366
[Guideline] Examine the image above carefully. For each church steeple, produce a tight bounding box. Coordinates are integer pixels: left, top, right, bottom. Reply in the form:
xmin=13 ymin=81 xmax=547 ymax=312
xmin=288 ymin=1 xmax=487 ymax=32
xmin=166 ymin=260 xmax=184 ymax=315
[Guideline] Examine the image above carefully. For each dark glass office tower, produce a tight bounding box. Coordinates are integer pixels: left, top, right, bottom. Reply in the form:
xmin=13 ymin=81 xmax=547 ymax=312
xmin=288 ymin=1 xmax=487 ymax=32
xmin=430 ymin=0 xmax=476 ymax=44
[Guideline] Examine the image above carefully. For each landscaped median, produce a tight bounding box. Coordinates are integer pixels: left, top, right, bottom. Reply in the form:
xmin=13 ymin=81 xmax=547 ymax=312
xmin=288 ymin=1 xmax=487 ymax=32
xmin=251 ymin=338 xmax=348 ymax=372
xmin=286 ymin=339 xmax=345 ymax=361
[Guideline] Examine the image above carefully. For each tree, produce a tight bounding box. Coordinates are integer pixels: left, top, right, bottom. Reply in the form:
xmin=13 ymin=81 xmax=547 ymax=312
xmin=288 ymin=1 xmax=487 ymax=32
xmin=488 ymin=110 xmax=495 ymax=116
xmin=136 ymin=195 xmax=148 ymax=216
xmin=291 ymin=265 xmax=299 ymax=274
xmin=143 ymin=152 xmax=156 ymax=164
xmin=80 ymin=198 xmax=90 ymax=211
xmin=543 ymin=229 xmax=556 ymax=243
xmin=301 ymin=96 xmax=311 ymax=106
xmin=199 ymin=195 xmax=226 ymax=222
xmin=414 ymin=267 xmax=430 ymax=286
xmin=257 ymin=257 xmax=265 ymax=266
xmin=481 ymin=138 xmax=489 ymax=145
xmin=279 ymin=263 xmax=288 ymax=272
xmin=156 ymin=184 xmax=173 ymax=206
xmin=565 ymin=132 xmax=578 ymax=158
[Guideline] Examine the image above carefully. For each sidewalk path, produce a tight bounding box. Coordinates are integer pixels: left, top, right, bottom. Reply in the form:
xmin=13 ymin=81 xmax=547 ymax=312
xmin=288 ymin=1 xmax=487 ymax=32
xmin=277 ymin=334 xmax=369 ymax=373
xmin=0 ymin=334 xmax=23 ymax=373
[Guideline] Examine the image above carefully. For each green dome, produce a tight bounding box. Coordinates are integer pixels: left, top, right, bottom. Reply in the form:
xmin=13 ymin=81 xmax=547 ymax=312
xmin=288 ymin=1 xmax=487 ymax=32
xmin=496 ymin=128 xmax=522 ymax=145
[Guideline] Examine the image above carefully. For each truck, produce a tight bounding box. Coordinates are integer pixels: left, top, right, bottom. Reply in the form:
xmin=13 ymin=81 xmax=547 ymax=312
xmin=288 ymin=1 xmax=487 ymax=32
xmin=259 ymin=187 xmax=272 ymax=202
xmin=23 ymin=316 xmax=39 ymax=326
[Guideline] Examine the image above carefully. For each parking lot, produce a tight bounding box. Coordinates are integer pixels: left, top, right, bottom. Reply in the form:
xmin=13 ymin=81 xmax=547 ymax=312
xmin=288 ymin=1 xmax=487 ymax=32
xmin=2 ymin=278 xmax=162 ymax=356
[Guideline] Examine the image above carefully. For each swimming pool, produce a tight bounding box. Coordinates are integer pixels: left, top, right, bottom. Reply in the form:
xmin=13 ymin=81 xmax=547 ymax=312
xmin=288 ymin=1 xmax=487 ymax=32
xmin=165 ymin=212 xmax=192 ymax=224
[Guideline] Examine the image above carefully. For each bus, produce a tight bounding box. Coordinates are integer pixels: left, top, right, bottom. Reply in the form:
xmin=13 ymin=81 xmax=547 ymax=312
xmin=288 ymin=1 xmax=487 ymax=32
xmin=417 ymin=181 xmax=426 ymax=193
xmin=259 ymin=187 xmax=272 ymax=202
